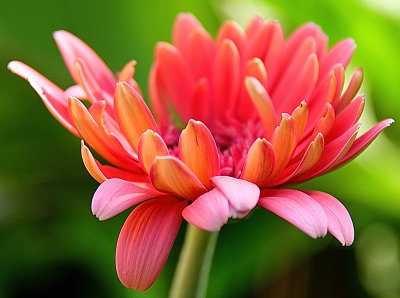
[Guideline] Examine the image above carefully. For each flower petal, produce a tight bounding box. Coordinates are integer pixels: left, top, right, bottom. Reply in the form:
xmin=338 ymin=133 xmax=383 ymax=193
xmin=211 ymin=176 xmax=260 ymax=213
xmin=217 ymin=20 xmax=246 ymax=56
xmin=115 ymin=82 xmax=159 ymax=152
xmin=335 ymin=67 xmax=363 ymax=113
xmin=155 ymin=42 xmax=195 ymax=121
xmin=116 ymin=197 xmax=186 ymax=290
xmin=81 ymin=140 xmax=107 ymax=183
xmin=92 ymin=178 xmax=161 ymax=220
xmin=270 ymin=114 xmax=297 ymax=177
xmin=182 ymin=188 xmax=230 ymax=231
xmin=259 ymin=189 xmax=328 ymax=238
xmin=245 ymin=77 xmax=277 ymax=139
xmin=179 ymin=120 xmax=219 ymax=189
xmin=306 ymin=191 xmax=354 ymax=246
xmin=214 ymin=39 xmax=240 ymax=119
xmin=242 ymin=138 xmax=275 ymax=186
xmin=150 ymin=156 xmax=207 ymax=200
xmin=8 ymin=61 xmax=78 ymax=136
xmin=138 ymin=130 xmax=169 ymax=174
xmin=172 ymin=13 xmax=202 ymax=60
xmin=332 ymin=119 xmax=394 ymax=169
xmin=53 ymin=30 xmax=115 ymax=94
xmin=68 ymin=97 xmax=138 ymax=170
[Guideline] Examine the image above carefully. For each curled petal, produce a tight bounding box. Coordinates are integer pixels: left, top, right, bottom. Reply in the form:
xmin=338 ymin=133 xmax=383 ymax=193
xmin=259 ymin=189 xmax=328 ymax=239
xmin=138 ymin=130 xmax=169 ymax=174
xmin=306 ymin=191 xmax=354 ymax=246
xmin=182 ymin=188 xmax=230 ymax=231
xmin=116 ymin=197 xmax=186 ymax=290
xmin=179 ymin=120 xmax=219 ymax=189
xmin=150 ymin=156 xmax=207 ymax=200
xmin=92 ymin=178 xmax=161 ymax=220
xmin=242 ymin=138 xmax=275 ymax=186
xmin=291 ymin=101 xmax=309 ymax=141
xmin=81 ymin=140 xmax=106 ymax=183
xmin=118 ymin=60 xmax=137 ymax=82
xmin=211 ymin=176 xmax=260 ymax=213
xmin=68 ymin=97 xmax=138 ymax=170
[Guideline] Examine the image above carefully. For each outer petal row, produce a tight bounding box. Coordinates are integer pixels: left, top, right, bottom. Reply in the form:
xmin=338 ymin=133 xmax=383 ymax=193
xmin=259 ymin=189 xmax=354 ymax=245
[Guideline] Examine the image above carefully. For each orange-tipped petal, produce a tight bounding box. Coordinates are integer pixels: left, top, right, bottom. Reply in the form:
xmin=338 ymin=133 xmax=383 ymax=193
xmin=81 ymin=140 xmax=107 ymax=183
xmin=74 ymin=58 xmax=105 ymax=103
xmin=150 ymin=156 xmax=207 ymax=200
xmin=115 ymin=82 xmax=159 ymax=152
xmin=242 ymin=138 xmax=275 ymax=186
xmin=116 ymin=197 xmax=186 ymax=290
xmin=314 ymin=103 xmax=335 ymax=138
xmin=270 ymin=114 xmax=297 ymax=177
xmin=118 ymin=60 xmax=136 ymax=82
xmin=138 ymin=130 xmax=169 ymax=174
xmin=245 ymin=76 xmax=277 ymax=139
xmin=245 ymin=58 xmax=268 ymax=86
xmin=294 ymin=133 xmax=324 ymax=178
xmin=179 ymin=120 xmax=219 ymax=189
xmin=291 ymin=101 xmax=309 ymax=141
xmin=68 ymin=97 xmax=137 ymax=170
xmin=336 ymin=67 xmax=363 ymax=113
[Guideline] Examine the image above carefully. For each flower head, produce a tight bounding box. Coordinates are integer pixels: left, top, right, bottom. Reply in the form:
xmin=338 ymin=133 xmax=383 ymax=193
xmin=9 ymin=14 xmax=393 ymax=290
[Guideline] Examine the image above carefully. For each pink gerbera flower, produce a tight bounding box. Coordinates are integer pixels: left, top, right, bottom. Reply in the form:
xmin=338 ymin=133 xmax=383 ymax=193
xmin=9 ymin=13 xmax=393 ymax=291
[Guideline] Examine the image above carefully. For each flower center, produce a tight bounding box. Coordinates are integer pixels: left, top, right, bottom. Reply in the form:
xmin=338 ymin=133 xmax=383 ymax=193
xmin=162 ymin=117 xmax=263 ymax=178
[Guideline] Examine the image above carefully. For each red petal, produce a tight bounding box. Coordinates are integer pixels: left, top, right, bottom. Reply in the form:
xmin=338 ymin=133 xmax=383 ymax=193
xmin=116 ymin=197 xmax=186 ymax=290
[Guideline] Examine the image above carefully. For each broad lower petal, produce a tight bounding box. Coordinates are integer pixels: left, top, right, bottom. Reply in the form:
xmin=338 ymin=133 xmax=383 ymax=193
xmin=306 ymin=191 xmax=354 ymax=246
xmin=259 ymin=189 xmax=328 ymax=238
xmin=116 ymin=197 xmax=186 ymax=290
xmin=92 ymin=178 xmax=161 ymax=220
xmin=182 ymin=188 xmax=230 ymax=231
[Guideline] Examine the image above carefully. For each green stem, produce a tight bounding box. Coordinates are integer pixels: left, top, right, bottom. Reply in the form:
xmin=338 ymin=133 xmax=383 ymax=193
xmin=169 ymin=223 xmax=219 ymax=298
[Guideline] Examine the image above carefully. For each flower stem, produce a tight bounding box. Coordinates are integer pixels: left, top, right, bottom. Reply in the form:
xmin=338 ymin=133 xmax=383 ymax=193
xmin=169 ymin=223 xmax=219 ymax=298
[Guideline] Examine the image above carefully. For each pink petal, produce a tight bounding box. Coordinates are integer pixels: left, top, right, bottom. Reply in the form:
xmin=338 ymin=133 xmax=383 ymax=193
xmin=259 ymin=189 xmax=328 ymax=238
xmin=53 ymin=30 xmax=116 ymax=94
xmin=172 ymin=13 xmax=202 ymax=60
xmin=8 ymin=61 xmax=78 ymax=136
xmin=211 ymin=176 xmax=260 ymax=213
xmin=64 ymin=84 xmax=87 ymax=99
xmin=116 ymin=197 xmax=186 ymax=290
xmin=332 ymin=119 xmax=394 ymax=169
xmin=92 ymin=178 xmax=161 ymax=220
xmin=306 ymin=191 xmax=354 ymax=246
xmin=319 ymin=38 xmax=356 ymax=78
xmin=182 ymin=188 xmax=230 ymax=231
xmin=214 ymin=39 xmax=240 ymax=119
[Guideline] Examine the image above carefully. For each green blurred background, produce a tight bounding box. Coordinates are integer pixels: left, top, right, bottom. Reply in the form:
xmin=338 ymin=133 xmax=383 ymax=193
xmin=0 ymin=0 xmax=399 ymax=297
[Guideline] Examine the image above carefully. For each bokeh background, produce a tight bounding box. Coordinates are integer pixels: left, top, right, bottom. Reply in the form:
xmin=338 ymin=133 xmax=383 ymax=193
xmin=0 ymin=0 xmax=399 ymax=297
